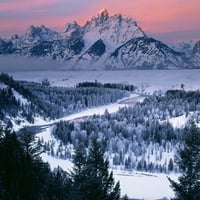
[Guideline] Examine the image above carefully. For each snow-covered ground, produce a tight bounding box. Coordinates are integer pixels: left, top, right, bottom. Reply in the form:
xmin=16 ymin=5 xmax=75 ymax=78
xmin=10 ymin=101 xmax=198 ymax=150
xmin=4 ymin=68 xmax=197 ymax=199
xmin=41 ymin=153 xmax=74 ymax=173
xmin=168 ymin=114 xmax=189 ymax=129
xmin=11 ymin=88 xmax=29 ymax=105
xmin=161 ymin=112 xmax=195 ymax=129
xmin=114 ymin=171 xmax=178 ymax=200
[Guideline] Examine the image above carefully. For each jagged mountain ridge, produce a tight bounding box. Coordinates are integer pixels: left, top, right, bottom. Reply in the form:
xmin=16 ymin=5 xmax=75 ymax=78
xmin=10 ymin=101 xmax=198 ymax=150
xmin=105 ymin=37 xmax=187 ymax=69
xmin=83 ymin=8 xmax=145 ymax=49
xmin=0 ymin=9 xmax=199 ymax=69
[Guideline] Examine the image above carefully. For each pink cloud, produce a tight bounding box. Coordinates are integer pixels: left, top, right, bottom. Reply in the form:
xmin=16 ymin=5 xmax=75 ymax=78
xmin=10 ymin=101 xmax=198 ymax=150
xmin=0 ymin=0 xmax=200 ymax=42
xmin=101 ymin=0 xmax=200 ymax=33
xmin=0 ymin=0 xmax=60 ymax=11
xmin=0 ymin=16 xmax=65 ymax=34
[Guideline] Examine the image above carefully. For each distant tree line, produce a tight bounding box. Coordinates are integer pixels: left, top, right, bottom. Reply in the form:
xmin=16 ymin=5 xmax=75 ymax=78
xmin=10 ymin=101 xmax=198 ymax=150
xmin=76 ymin=81 xmax=136 ymax=92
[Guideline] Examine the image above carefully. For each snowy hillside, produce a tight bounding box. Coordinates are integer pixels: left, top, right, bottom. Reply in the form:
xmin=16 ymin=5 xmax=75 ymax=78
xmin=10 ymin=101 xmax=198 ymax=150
xmin=169 ymin=40 xmax=195 ymax=57
xmin=34 ymin=95 xmax=178 ymax=200
xmin=1 ymin=72 xmax=200 ymax=199
xmin=35 ymin=94 xmax=181 ymax=200
xmin=0 ymin=73 xmax=135 ymax=126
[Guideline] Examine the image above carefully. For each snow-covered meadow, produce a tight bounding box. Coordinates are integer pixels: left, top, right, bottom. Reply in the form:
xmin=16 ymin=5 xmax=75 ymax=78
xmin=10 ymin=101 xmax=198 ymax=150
xmin=42 ymin=150 xmax=178 ymax=200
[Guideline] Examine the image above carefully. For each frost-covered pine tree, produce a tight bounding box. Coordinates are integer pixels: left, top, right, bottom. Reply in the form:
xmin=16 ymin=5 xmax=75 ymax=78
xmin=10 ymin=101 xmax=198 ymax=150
xmin=168 ymin=122 xmax=200 ymax=200
xmin=70 ymin=139 xmax=120 ymax=200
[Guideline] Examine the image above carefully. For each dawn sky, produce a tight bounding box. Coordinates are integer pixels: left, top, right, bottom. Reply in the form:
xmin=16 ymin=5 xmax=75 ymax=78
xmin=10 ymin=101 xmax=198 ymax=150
xmin=0 ymin=0 xmax=200 ymax=43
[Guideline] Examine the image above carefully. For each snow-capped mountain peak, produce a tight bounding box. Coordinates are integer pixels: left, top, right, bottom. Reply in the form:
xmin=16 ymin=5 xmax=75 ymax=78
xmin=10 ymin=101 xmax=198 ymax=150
xmin=24 ymin=25 xmax=56 ymax=43
xmin=96 ymin=8 xmax=109 ymax=21
xmin=86 ymin=8 xmax=109 ymax=27
xmin=62 ymin=21 xmax=83 ymax=39
xmin=83 ymin=9 xmax=145 ymax=50
xmin=63 ymin=21 xmax=79 ymax=33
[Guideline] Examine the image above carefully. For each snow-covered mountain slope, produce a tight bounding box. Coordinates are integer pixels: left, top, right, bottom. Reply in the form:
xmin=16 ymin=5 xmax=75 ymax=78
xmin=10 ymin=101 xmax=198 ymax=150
xmin=169 ymin=40 xmax=195 ymax=57
xmin=22 ymin=25 xmax=57 ymax=43
xmin=83 ymin=8 xmax=145 ymax=50
xmin=105 ymin=37 xmax=187 ymax=69
xmin=189 ymin=40 xmax=200 ymax=67
xmin=0 ymin=81 xmax=31 ymax=126
xmin=11 ymin=25 xmax=57 ymax=49
xmin=61 ymin=21 xmax=83 ymax=40
xmin=79 ymin=39 xmax=106 ymax=60
xmin=0 ymin=9 xmax=199 ymax=69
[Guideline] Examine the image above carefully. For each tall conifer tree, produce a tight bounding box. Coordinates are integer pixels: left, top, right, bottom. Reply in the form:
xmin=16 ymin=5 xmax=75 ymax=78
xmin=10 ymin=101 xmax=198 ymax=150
xmin=168 ymin=123 xmax=200 ymax=200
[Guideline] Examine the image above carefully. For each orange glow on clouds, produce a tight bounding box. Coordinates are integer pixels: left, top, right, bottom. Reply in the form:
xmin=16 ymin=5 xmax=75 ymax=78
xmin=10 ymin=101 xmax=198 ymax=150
xmin=0 ymin=0 xmax=200 ymax=43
